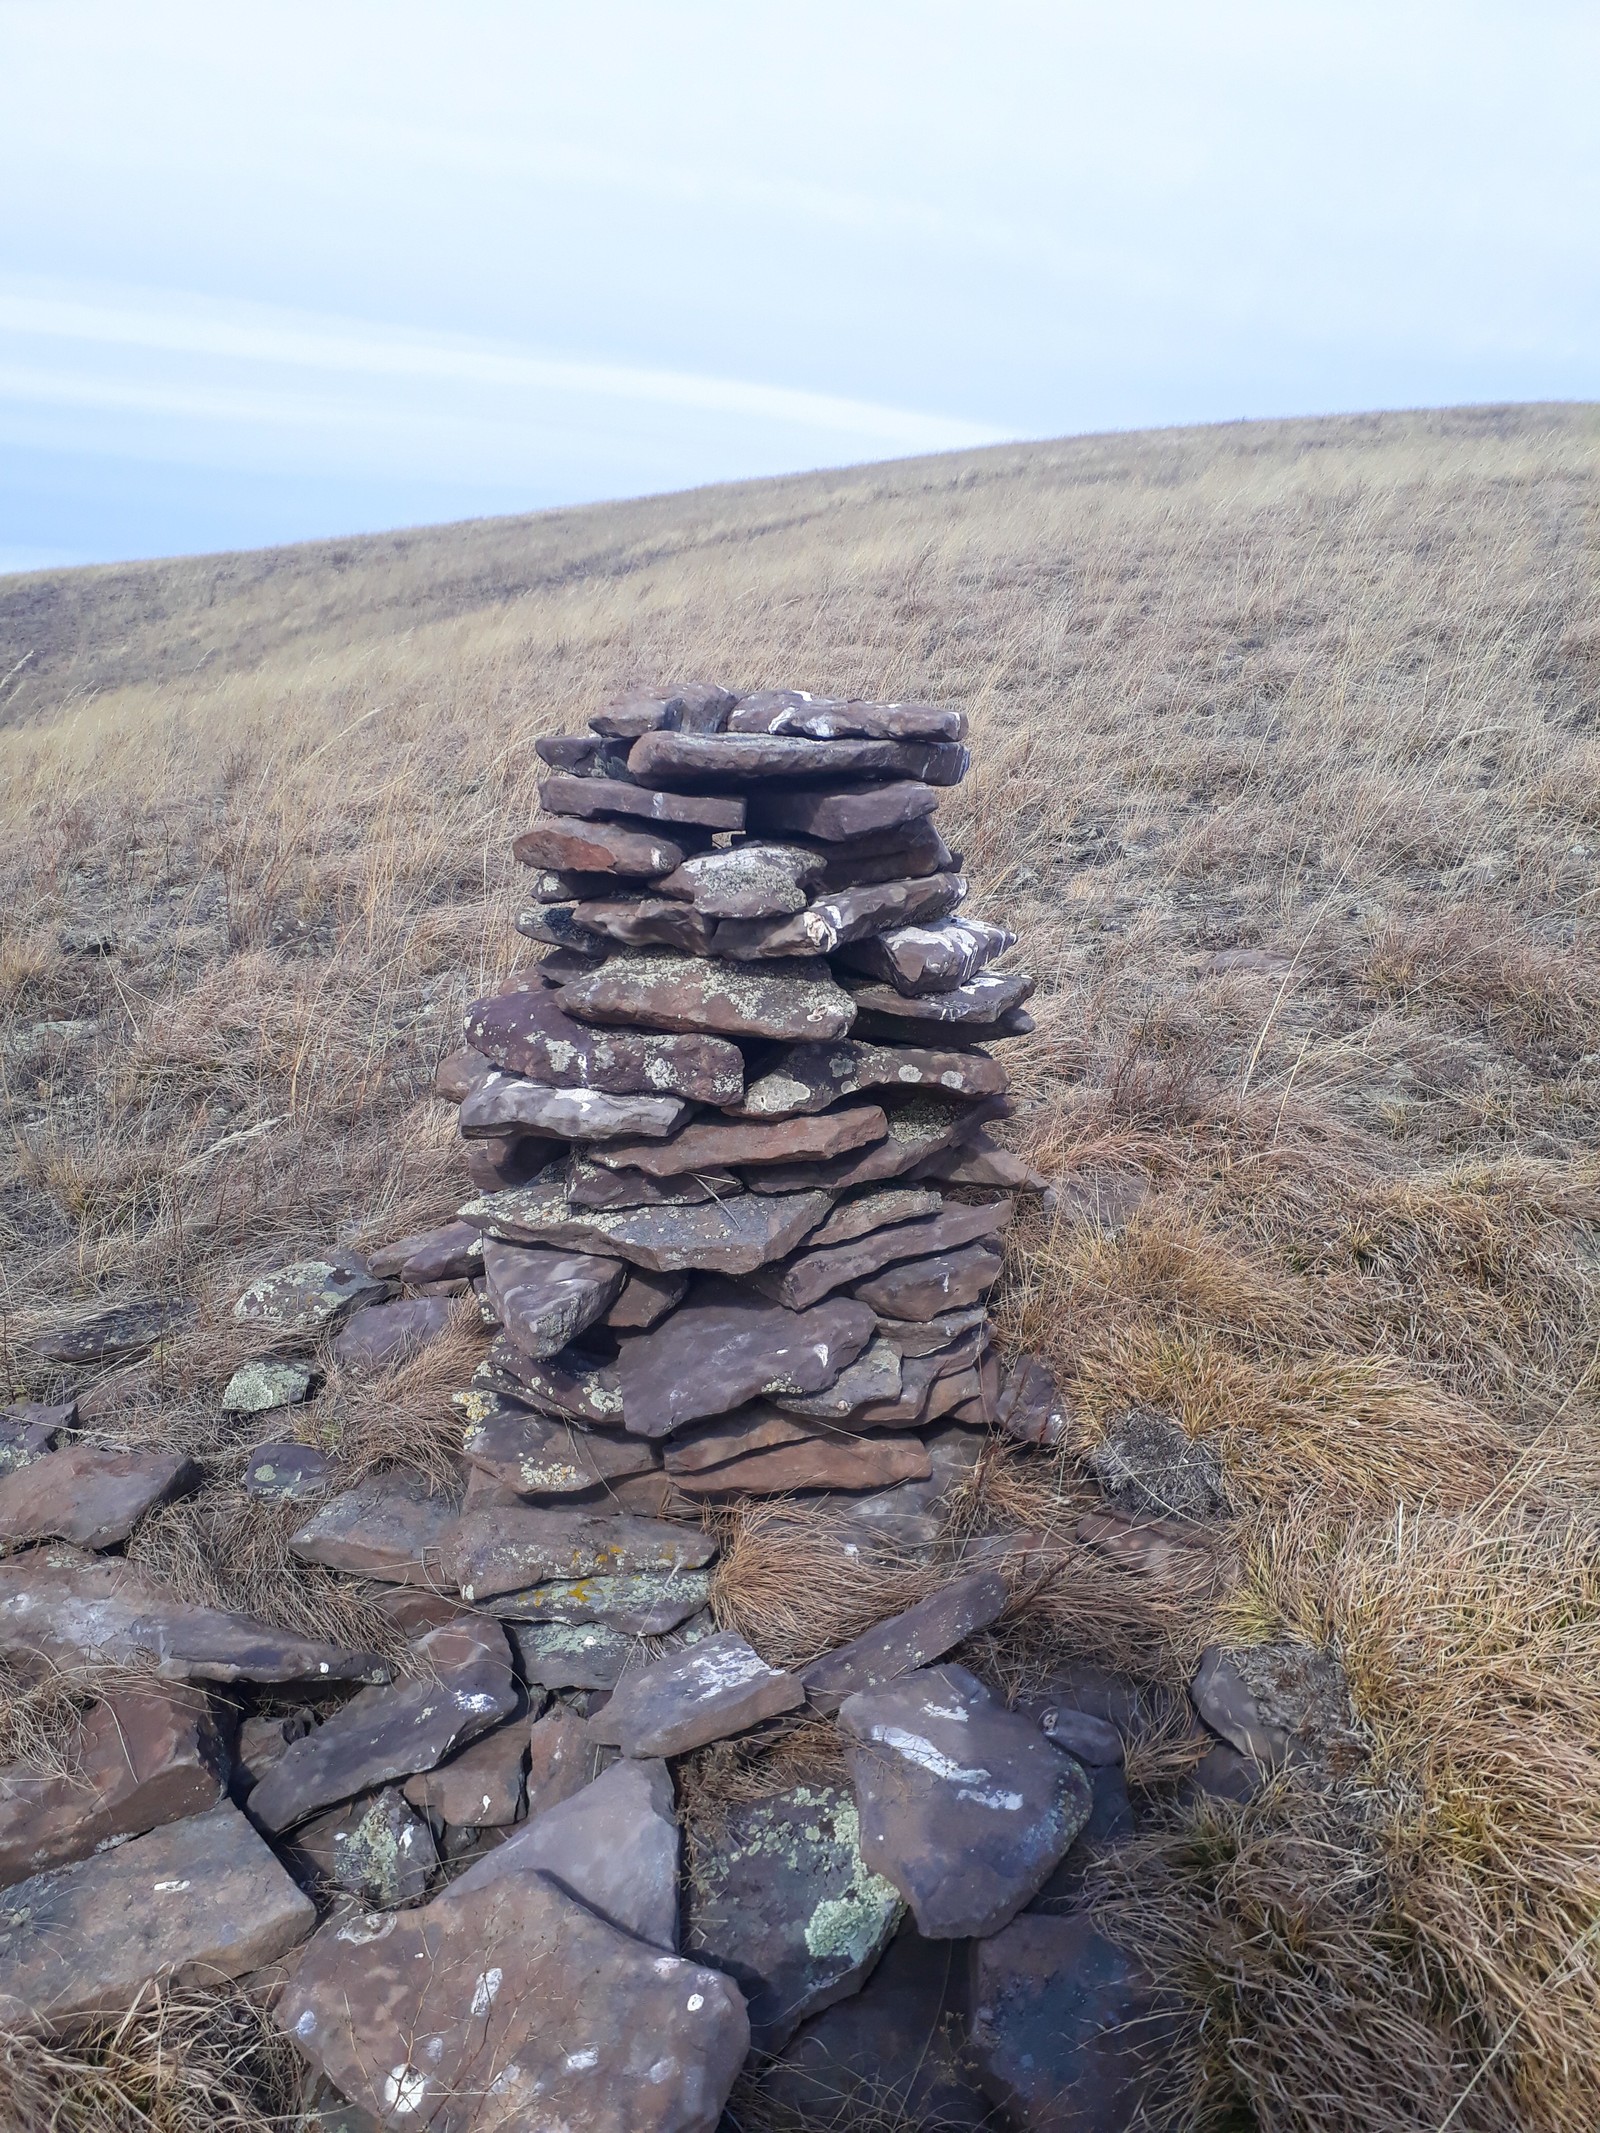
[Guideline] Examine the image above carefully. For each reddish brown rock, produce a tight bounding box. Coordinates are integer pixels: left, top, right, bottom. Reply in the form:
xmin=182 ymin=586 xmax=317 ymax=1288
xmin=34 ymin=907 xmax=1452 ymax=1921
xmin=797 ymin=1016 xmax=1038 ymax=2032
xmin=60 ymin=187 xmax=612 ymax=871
xmin=563 ymin=949 xmax=857 ymax=1042
xmin=248 ymin=1616 xmax=516 ymax=1833
xmin=760 ymin=1198 xmax=1013 ymax=1310
xmin=735 ymin=1039 xmax=1007 ymax=1118
xmin=573 ymin=895 xmax=719 ymax=954
xmin=661 ymin=1404 xmax=816 ymax=1475
xmin=0 ymin=1445 xmax=199 ymax=1552
xmin=403 ymin=1717 xmax=528 ymax=1828
xmin=714 ymin=873 xmax=966 ymax=960
xmin=288 ymin=1471 xmax=457 ymax=1587
xmin=594 ymin=1102 xmax=886 ymax=1177
xmin=0 ymin=1802 xmax=314 ymax=2031
xmin=593 ymin=680 xmax=737 ymax=735
xmin=366 ymin=1219 xmax=482 ymax=1283
xmin=655 ymin=841 xmax=826 ymax=917
xmin=844 ymin=967 xmax=1036 ymax=1027
xmin=464 ymin=982 xmax=744 ymax=1102
xmin=242 ymin=1441 xmax=335 ymax=1501
xmin=751 ymin=1091 xmax=994 ymax=1194
xmin=806 ymin=1187 xmax=945 ymax=1247
xmin=460 ymin=1067 xmax=689 ymax=1140
xmin=840 ymin=915 xmax=1017 ymax=994
xmin=747 ymin=779 xmax=940 ymax=841
xmin=614 ymin=1278 xmax=877 ymax=1437
xmin=516 ymin=902 xmax=610 ymax=956
xmin=801 ymin=1569 xmax=1010 ymax=1716
xmin=283 ymin=1786 xmax=440 ymax=1906
xmin=463 ymin=1130 xmax=561 ymax=1192
xmin=996 ymin=1354 xmax=1070 ymax=1446
xmin=771 ymin=1336 xmax=904 ymax=1417
xmin=435 ymin=1045 xmax=492 ymax=1101
xmin=463 ymin=1406 xmax=659 ymax=1495
xmin=592 ymin=1630 xmax=803 ymax=1756
xmin=672 ymin=1433 xmax=931 ymax=1498
xmin=277 ymin=1863 xmax=748 ymax=2133
xmin=810 ymin=813 xmax=959 ymax=886
xmin=606 ymin=1264 xmax=688 ymax=1328
xmin=512 ymin=816 xmax=693 ymax=877
xmin=0 ymin=1689 xmax=228 ymax=1886
xmin=465 ymin=1176 xmax=834 ymax=1277
xmin=483 ymin=1339 xmax=626 ymax=1428
xmin=443 ymin=1506 xmax=714 ymax=1603
xmin=854 ymin=1239 xmax=1006 ymax=1320
xmin=539 ymin=771 xmax=745 ymax=830
xmin=525 ymin=1701 xmax=595 ymax=1814
xmin=629 ymin=728 xmax=967 ymax=789
xmin=729 ymin=694 xmax=965 ymax=742
xmin=536 ymin=730 xmax=605 ymax=770
xmin=0 ymin=1547 xmax=381 ymax=1686
xmin=330 ymin=1295 xmax=455 ymax=1372
xmin=481 ymin=1238 xmax=626 ymax=1358
xmin=0 ymin=1401 xmax=72 ymax=1473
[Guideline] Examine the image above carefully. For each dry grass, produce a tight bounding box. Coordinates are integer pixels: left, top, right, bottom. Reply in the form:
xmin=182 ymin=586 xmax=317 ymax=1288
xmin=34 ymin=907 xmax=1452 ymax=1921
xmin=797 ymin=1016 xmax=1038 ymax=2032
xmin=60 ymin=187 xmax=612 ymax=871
xmin=3 ymin=403 xmax=1599 ymax=2129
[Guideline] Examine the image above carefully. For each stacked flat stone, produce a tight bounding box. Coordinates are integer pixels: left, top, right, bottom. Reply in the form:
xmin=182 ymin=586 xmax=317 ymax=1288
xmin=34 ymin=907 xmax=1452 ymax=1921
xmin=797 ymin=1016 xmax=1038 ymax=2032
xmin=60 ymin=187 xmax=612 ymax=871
xmin=448 ymin=680 xmax=1041 ymax=1545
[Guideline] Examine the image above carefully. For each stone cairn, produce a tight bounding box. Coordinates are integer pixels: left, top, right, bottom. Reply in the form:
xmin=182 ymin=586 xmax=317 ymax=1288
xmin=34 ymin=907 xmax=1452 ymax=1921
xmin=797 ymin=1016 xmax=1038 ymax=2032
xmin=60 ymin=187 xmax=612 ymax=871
xmin=0 ymin=683 xmax=1178 ymax=2133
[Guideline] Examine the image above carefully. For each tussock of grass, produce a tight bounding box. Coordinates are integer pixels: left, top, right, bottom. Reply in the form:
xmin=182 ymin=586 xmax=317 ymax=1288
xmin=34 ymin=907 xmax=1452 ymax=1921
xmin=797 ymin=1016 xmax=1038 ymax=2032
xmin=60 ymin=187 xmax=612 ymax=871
xmin=0 ymin=1656 xmax=170 ymax=1777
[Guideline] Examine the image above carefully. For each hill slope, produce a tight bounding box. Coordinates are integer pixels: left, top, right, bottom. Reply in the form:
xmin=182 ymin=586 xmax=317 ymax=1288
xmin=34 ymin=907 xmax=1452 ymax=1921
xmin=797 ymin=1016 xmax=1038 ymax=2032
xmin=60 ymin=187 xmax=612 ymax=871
xmin=2 ymin=405 xmax=1599 ymax=2132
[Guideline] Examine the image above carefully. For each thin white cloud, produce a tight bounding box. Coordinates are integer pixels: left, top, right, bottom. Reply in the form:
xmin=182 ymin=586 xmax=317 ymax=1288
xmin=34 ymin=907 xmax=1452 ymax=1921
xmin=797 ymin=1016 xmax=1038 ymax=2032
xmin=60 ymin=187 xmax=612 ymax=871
xmin=0 ymin=281 xmax=1006 ymax=453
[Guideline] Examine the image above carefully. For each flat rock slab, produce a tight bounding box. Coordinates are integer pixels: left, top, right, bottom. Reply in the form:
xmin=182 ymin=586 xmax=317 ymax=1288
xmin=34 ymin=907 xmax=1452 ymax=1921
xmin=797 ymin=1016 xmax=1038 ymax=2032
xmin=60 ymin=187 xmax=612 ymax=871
xmin=628 ymin=728 xmax=967 ymax=789
xmin=463 ymin=1407 xmax=658 ymax=1496
xmin=593 ymin=681 xmax=737 ymax=735
xmin=563 ymin=951 xmax=857 ymax=1042
xmin=32 ymin=1300 xmax=187 ymax=1366
xmin=458 ymin=1756 xmax=679 ymax=1948
xmin=971 ymin=1913 xmax=1177 ymax=2131
xmin=761 ymin=1198 xmax=1013 ymax=1310
xmin=0 ymin=1801 xmax=313 ymax=2030
xmin=233 ymin=1259 xmax=389 ymax=1335
xmin=573 ymin=895 xmax=717 ymax=954
xmin=730 ymin=695 xmax=964 ymax=743
xmin=750 ymin=1092 xmax=987 ymax=1194
xmin=685 ymin=1783 xmax=903 ymax=2052
xmin=513 ymin=1620 xmax=646 ymax=1689
xmin=512 ymin=816 xmax=692 ymax=877
xmin=481 ymin=1238 xmax=625 ymax=1359
xmin=841 ymin=916 xmax=1017 ymax=995
xmin=656 ymin=841 xmax=826 ymax=917
xmin=463 ymin=983 xmax=743 ymax=1102
xmin=403 ymin=1718 xmax=528 ymax=1830
xmin=460 ymin=1068 xmax=689 ymax=1141
xmin=615 ymin=1279 xmax=876 ymax=1437
xmin=801 ymin=1569 xmax=1010 ymax=1716
xmin=807 ymin=1188 xmax=946 ymax=1248
xmin=844 ymin=968 xmax=1036 ymax=1026
xmin=607 ymin=1264 xmax=689 ymax=1329
xmin=367 ymin=1220 xmax=483 ymax=1283
xmin=331 ymin=1295 xmax=455 ymax=1373
xmin=773 ymin=1336 xmax=904 ymax=1418
xmin=539 ymin=771 xmax=745 ymax=830
xmin=289 ymin=1472 xmax=457 ymax=1587
xmin=672 ymin=1434 xmax=930 ymax=1499
xmin=663 ymin=1404 xmax=821 ymax=1475
xmin=0 ymin=1689 xmax=228 ymax=1887
xmin=714 ymin=873 xmax=966 ymax=961
xmin=839 ymin=1663 xmax=1092 ymax=1938
xmin=287 ymin=1787 xmax=438 ymax=1907
xmin=747 ymin=779 xmax=941 ymax=841
xmin=468 ymin=1179 xmax=835 ymax=1278
xmin=444 ymin=1507 xmax=714 ymax=1603
xmin=243 ymin=1441 xmax=336 ymax=1501
xmin=594 ymin=1102 xmax=885 ymax=1176
xmin=518 ymin=902 xmax=611 ymax=956
xmin=852 ymin=1238 xmax=1005 ymax=1320
xmin=0 ymin=1547 xmax=381 ymax=1685
xmin=525 ymin=1702 xmax=596 ymax=1815
xmin=593 ymin=1630 xmax=803 ymax=1756
xmin=278 ymin=1864 xmax=747 ymax=2133
xmin=221 ymin=1358 xmax=312 ymax=1413
xmin=482 ymin=1565 xmax=712 ymax=1634
xmin=248 ymin=1617 xmax=515 ymax=1833
xmin=482 ymin=1340 xmax=626 ymax=1428
xmin=0 ymin=1444 xmax=199 ymax=1551
xmin=736 ymin=1040 xmax=1008 ymax=1118
xmin=568 ymin=1157 xmax=740 ymax=1209
xmin=810 ymin=812 xmax=959 ymax=886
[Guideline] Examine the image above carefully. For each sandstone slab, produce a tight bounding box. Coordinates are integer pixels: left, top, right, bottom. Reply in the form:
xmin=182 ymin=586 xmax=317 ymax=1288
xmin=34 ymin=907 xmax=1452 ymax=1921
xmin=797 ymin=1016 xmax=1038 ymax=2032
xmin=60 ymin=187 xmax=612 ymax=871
xmin=672 ymin=1433 xmax=930 ymax=1499
xmin=221 ymin=1358 xmax=312 ymax=1414
xmin=750 ymin=1091 xmax=991 ymax=1193
xmin=278 ymin=1863 xmax=747 ymax=2133
xmin=248 ymin=1617 xmax=515 ymax=1833
xmin=525 ymin=1702 xmax=596 ymax=1814
xmin=735 ymin=1038 xmax=1008 ymax=1118
xmin=714 ymin=873 xmax=966 ymax=960
xmin=839 ymin=1663 xmax=1092 ymax=1938
xmin=461 ymin=1068 xmax=689 ymax=1143
xmin=0 ymin=1689 xmax=228 ymax=1887
xmin=539 ymin=771 xmax=744 ymax=830
xmin=435 ymin=1046 xmax=493 ymax=1101
xmin=806 ymin=1187 xmax=945 ymax=1247
xmin=466 ymin=1176 xmax=834 ymax=1277
xmin=567 ymin=1156 xmax=740 ymax=1208
xmin=614 ymin=1279 xmax=876 ymax=1437
xmin=606 ymin=1264 xmax=688 ymax=1328
xmin=0 ymin=1801 xmax=313 ymax=2030
xmin=593 ymin=681 xmax=737 ymax=736
xmin=761 ymin=1197 xmax=1012 ymax=1310
xmin=516 ymin=902 xmax=611 ymax=956
xmin=564 ymin=949 xmax=857 ymax=1041
xmin=747 ymin=778 xmax=941 ymax=841
xmin=331 ymin=1295 xmax=455 ymax=1373
xmin=289 ymin=1472 xmax=457 ymax=1587
xmin=684 ymin=1782 xmax=903 ymax=2052
xmin=403 ymin=1718 xmax=528 ymax=1829
xmin=513 ymin=1621 xmax=643 ymax=1690
xmin=771 ymin=1335 xmax=903 ymax=1417
xmin=0 ymin=1548 xmax=381 ymax=1685
xmin=463 ymin=983 xmax=743 ymax=1102
xmin=0 ymin=1444 xmax=199 ymax=1551
xmin=840 ymin=915 xmax=1017 ymax=995
xmin=995 ymin=1354 xmax=1070 ymax=1447
xmin=287 ymin=1787 xmax=439 ymax=1908
xmin=801 ymin=1569 xmax=1010 ymax=1716
xmin=512 ymin=816 xmax=692 ymax=877
xmin=444 ymin=1507 xmax=714 ymax=1603
xmin=729 ymin=694 xmax=964 ymax=742
xmin=481 ymin=1239 xmax=625 ymax=1358
xmin=463 ymin=1406 xmax=658 ymax=1496
xmin=482 ymin=1339 xmax=625 ymax=1427
xmin=483 ymin=1566 xmax=713 ymax=1634
xmin=656 ymin=841 xmax=825 ymax=917
xmin=33 ymin=1301 xmax=187 ymax=1367
xmin=810 ymin=812 xmax=959 ymax=885
xmin=661 ymin=1405 xmax=817 ymax=1475
xmin=458 ymin=1756 xmax=679 ymax=1947
xmin=594 ymin=1102 xmax=885 ymax=1176
xmin=243 ymin=1441 xmax=336 ymax=1500
xmin=628 ymin=728 xmax=967 ymax=789
xmin=592 ymin=1630 xmax=803 ymax=1756
xmin=853 ymin=1238 xmax=1005 ymax=1320
xmin=233 ymin=1259 xmax=389 ymax=1336
xmin=573 ymin=895 xmax=718 ymax=954
xmin=463 ymin=1130 xmax=561 ymax=1193
xmin=844 ymin=967 xmax=1036 ymax=1027
xmin=367 ymin=1220 xmax=483 ymax=1283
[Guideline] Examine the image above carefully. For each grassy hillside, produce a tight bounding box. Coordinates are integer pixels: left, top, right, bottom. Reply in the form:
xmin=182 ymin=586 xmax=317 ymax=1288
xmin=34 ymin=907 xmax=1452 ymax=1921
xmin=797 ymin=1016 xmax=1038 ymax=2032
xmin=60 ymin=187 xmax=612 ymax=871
xmin=2 ymin=403 xmax=1599 ymax=2131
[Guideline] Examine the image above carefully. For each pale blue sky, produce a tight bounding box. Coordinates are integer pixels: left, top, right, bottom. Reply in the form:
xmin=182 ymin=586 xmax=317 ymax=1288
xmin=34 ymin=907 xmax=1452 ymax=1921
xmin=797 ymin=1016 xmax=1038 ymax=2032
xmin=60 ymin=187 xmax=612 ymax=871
xmin=2 ymin=1 xmax=1596 ymax=572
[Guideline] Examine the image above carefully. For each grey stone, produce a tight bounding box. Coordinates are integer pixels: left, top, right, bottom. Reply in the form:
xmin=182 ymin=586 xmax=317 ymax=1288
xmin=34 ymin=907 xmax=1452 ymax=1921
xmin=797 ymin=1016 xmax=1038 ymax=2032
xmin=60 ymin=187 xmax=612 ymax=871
xmin=839 ymin=1427 xmax=985 ymax=1548
xmin=331 ymin=1296 xmax=455 ymax=1373
xmin=443 ymin=1507 xmax=714 ymax=1604
xmin=1089 ymin=1406 xmax=1228 ymax=1520
xmin=462 ymin=1407 xmax=658 ymax=1496
xmin=481 ymin=1566 xmax=713 ymax=1635
xmin=539 ymin=771 xmax=745 ymax=830
xmin=655 ymin=841 xmax=826 ymax=917
xmin=458 ymin=1756 xmax=679 ymax=1948
xmin=248 ymin=1616 xmax=515 ymax=1833
xmin=729 ymin=694 xmax=965 ymax=742
xmin=511 ymin=816 xmax=693 ymax=877
xmin=481 ymin=1238 xmax=626 ymax=1359
xmin=0 ymin=1546 xmax=382 ymax=1686
xmin=995 ymin=1354 xmax=1070 ymax=1446
xmin=564 ymin=949 xmax=858 ymax=1042
xmin=0 ymin=1802 xmax=314 ymax=2030
xmin=473 ymin=1181 xmax=836 ymax=1278
xmin=801 ymin=1569 xmax=1010 ymax=1716
xmin=244 ymin=1441 xmax=336 ymax=1501
xmin=232 ymin=1259 xmax=389 ymax=1335
xmin=0 ymin=1444 xmax=199 ymax=1551
xmin=481 ymin=1340 xmax=626 ymax=1428
xmin=591 ymin=1631 xmax=804 ymax=1756
xmin=759 ymin=1197 xmax=1012 ymax=1310
xmin=878 ymin=1304 xmax=989 ymax=1357
xmin=512 ymin=1621 xmax=645 ymax=1690
xmin=287 ymin=1787 xmax=439 ymax=1907
xmin=221 ymin=1359 xmax=312 ymax=1414
xmin=839 ymin=1663 xmax=1092 ymax=1937
xmin=32 ymin=1300 xmax=188 ymax=1366
xmin=771 ymin=1336 xmax=903 ymax=1417
xmin=0 ymin=1403 xmax=71 ymax=1475
xmin=460 ymin=1068 xmax=690 ymax=1141
xmin=1190 ymin=1642 xmax=1363 ymax=1776
xmin=277 ymin=1863 xmax=747 ymax=2133
xmin=614 ymin=1278 xmax=877 ymax=1437
xmin=684 ymin=1783 xmax=903 ymax=2051
xmin=628 ymin=729 xmax=967 ymax=789
xmin=746 ymin=780 xmax=942 ymax=840
xmin=713 ymin=873 xmax=966 ymax=960
xmin=844 ymin=967 xmax=1036 ymax=1027
xmin=366 ymin=1220 xmax=483 ymax=1283
xmin=839 ymin=915 xmax=1017 ymax=995
xmin=289 ymin=1471 xmax=457 ymax=1587
xmin=463 ymin=982 xmax=744 ymax=1102
xmin=515 ymin=902 xmax=611 ymax=956
xmin=592 ymin=1101 xmax=886 ymax=1176
xmin=852 ymin=1238 xmax=1006 ymax=1320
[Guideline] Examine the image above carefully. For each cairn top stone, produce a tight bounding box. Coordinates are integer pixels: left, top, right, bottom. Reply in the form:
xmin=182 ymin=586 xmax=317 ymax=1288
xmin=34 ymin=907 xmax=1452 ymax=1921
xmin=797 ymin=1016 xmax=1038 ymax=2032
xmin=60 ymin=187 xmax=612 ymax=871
xmin=627 ymin=728 xmax=968 ymax=789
